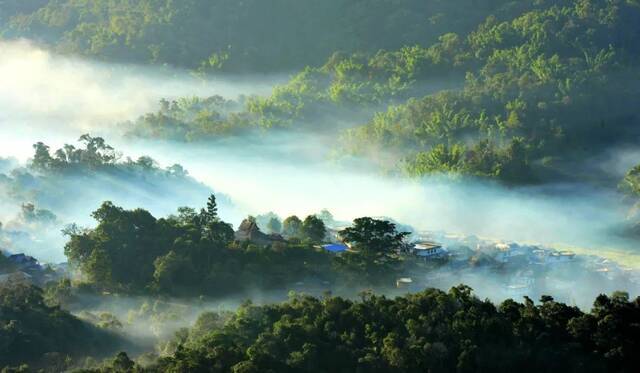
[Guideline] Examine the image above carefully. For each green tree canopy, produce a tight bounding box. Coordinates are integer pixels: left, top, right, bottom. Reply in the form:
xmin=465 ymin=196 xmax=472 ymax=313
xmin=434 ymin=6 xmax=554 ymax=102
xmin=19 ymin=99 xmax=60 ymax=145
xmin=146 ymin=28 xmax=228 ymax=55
xmin=282 ymin=216 xmax=303 ymax=238
xmin=301 ymin=215 xmax=326 ymax=242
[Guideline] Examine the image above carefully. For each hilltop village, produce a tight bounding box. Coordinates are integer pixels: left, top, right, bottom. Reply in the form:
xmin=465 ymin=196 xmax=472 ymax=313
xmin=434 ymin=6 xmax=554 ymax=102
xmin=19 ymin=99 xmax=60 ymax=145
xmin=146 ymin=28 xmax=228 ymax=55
xmin=4 ymin=212 xmax=635 ymax=308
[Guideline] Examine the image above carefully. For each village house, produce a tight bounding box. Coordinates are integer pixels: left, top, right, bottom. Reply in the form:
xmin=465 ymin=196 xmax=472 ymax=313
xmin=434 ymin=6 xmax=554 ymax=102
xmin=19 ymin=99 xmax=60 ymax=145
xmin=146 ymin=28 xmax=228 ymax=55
xmin=235 ymin=218 xmax=285 ymax=246
xmin=546 ymin=251 xmax=576 ymax=264
xmin=531 ymin=250 xmax=576 ymax=265
xmin=494 ymin=243 xmax=531 ymax=263
xmin=321 ymin=244 xmax=348 ymax=254
xmin=396 ymin=277 xmax=413 ymax=289
xmin=411 ymin=242 xmax=449 ymax=260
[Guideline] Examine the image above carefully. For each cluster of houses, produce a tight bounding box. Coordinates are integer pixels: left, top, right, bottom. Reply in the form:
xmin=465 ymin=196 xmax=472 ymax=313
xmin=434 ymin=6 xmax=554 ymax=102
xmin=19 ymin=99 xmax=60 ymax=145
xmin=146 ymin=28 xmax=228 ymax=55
xmin=389 ymin=231 xmax=640 ymax=300
xmin=175 ymin=216 xmax=640 ymax=301
xmin=413 ymin=231 xmax=581 ymax=267
xmin=489 ymin=242 xmax=576 ymax=266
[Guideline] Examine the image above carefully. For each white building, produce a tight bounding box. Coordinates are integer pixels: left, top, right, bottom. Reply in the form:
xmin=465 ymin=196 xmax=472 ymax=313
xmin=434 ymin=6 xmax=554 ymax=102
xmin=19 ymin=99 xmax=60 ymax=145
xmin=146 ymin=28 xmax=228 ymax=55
xmin=494 ymin=243 xmax=530 ymax=263
xmin=545 ymin=251 xmax=576 ymax=265
xmin=412 ymin=242 xmax=448 ymax=260
xmin=396 ymin=277 xmax=413 ymax=288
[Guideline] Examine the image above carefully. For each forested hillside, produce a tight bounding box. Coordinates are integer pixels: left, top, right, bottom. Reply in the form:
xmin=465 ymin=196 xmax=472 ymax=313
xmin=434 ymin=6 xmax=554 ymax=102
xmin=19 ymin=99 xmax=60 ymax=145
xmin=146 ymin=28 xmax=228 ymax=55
xmin=0 ymin=281 xmax=125 ymax=370
xmin=122 ymin=0 xmax=640 ymax=185
xmin=0 ymin=135 xmax=237 ymax=262
xmin=89 ymin=288 xmax=640 ymax=373
xmin=5 ymin=1 xmax=640 ymax=186
xmin=0 ymin=135 xmax=219 ymax=216
xmin=3 ymin=1 xmax=640 ymax=371
xmin=60 ymin=198 xmax=412 ymax=297
xmin=345 ymin=0 xmax=640 ymax=182
xmin=1 ymin=0 xmax=528 ymax=72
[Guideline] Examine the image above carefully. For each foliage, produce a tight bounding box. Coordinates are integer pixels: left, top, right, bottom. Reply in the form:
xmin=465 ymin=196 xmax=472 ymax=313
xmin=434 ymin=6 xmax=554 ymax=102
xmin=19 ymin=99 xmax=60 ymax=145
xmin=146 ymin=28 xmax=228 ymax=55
xmin=62 ymin=196 xmax=423 ymax=298
xmin=340 ymin=217 xmax=409 ymax=255
xmin=253 ymin=212 xmax=280 ymax=233
xmin=343 ymin=0 xmax=640 ymax=183
xmin=124 ymin=96 xmax=251 ymax=140
xmin=335 ymin=217 xmax=409 ymax=285
xmin=301 ymin=215 xmax=326 ymax=243
xmin=620 ymin=164 xmax=640 ymax=199
xmin=0 ymin=280 xmax=122 ymax=369
xmin=125 ymin=33 xmax=472 ymax=138
xmin=0 ymin=250 xmax=14 ymax=272
xmin=92 ymin=288 xmax=640 ymax=372
xmin=63 ymin=198 xmax=337 ymax=297
xmin=116 ymin=0 xmax=640 ymax=188
xmin=282 ymin=216 xmax=303 ymax=239
xmin=0 ymin=136 xmax=216 ymax=236
xmin=618 ymin=163 xmax=640 ymax=234
xmin=1 ymin=0 xmax=520 ymax=72
xmin=266 ymin=217 xmax=282 ymax=235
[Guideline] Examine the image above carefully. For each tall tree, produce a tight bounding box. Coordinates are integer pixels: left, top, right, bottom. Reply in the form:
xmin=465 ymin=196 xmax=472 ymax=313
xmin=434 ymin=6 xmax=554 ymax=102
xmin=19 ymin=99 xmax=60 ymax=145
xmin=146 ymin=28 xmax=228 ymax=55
xmin=282 ymin=216 xmax=303 ymax=238
xmin=302 ymin=215 xmax=326 ymax=242
xmin=207 ymin=194 xmax=219 ymax=221
xmin=266 ymin=217 xmax=282 ymax=234
xmin=336 ymin=217 xmax=409 ymax=284
xmin=339 ymin=217 xmax=409 ymax=255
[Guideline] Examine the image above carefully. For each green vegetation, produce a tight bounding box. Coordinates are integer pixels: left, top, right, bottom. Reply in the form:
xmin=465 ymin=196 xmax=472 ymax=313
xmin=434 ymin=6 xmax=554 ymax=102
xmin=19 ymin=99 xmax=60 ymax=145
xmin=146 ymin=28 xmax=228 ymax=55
xmin=301 ymin=216 xmax=326 ymax=243
xmin=29 ymin=134 xmax=179 ymax=174
xmin=618 ymin=163 xmax=640 ymax=235
xmin=122 ymin=41 xmax=466 ymax=139
xmin=344 ymin=0 xmax=640 ymax=182
xmin=119 ymin=0 xmax=640 ymax=187
xmin=0 ymin=247 xmax=14 ymax=272
xmin=266 ymin=217 xmax=282 ymax=235
xmin=62 ymin=197 xmax=408 ymax=297
xmin=4 ymin=1 xmax=640 ymax=371
xmin=334 ymin=217 xmax=409 ymax=285
xmin=123 ymin=96 xmax=251 ymax=141
xmin=281 ymin=216 xmax=303 ymax=239
xmin=0 ymin=280 xmax=123 ymax=370
xmin=0 ymin=135 xmax=212 ymax=219
xmin=0 ymin=0 xmax=47 ymax=23
xmin=87 ymin=288 xmax=639 ymax=372
xmin=620 ymin=163 xmax=640 ymax=201
xmin=1 ymin=0 xmax=522 ymax=72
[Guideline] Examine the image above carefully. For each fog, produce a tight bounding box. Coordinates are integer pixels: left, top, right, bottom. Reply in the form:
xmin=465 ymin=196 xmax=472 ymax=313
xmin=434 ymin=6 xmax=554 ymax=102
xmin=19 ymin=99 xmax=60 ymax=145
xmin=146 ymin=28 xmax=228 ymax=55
xmin=1 ymin=39 xmax=639 ymax=307
xmin=123 ymin=136 xmax=633 ymax=253
xmin=0 ymin=39 xmax=282 ymax=137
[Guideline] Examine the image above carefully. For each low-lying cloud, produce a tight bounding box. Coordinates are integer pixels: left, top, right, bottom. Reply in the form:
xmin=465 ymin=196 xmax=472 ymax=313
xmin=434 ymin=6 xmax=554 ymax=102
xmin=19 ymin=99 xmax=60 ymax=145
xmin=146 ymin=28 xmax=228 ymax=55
xmin=0 ymin=38 xmax=639 ymax=271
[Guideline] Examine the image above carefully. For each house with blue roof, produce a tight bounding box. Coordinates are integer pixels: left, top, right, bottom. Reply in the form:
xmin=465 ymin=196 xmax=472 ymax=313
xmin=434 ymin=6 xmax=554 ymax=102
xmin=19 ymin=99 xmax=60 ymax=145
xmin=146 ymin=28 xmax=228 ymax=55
xmin=322 ymin=244 xmax=348 ymax=254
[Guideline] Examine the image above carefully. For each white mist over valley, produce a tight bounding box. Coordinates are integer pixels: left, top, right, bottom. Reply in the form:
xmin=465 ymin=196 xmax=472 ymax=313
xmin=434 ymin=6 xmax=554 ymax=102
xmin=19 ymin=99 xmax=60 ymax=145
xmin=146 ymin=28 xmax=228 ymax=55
xmin=2 ymin=2 xmax=640 ymax=371
xmin=1 ymin=40 xmax=636 ymax=263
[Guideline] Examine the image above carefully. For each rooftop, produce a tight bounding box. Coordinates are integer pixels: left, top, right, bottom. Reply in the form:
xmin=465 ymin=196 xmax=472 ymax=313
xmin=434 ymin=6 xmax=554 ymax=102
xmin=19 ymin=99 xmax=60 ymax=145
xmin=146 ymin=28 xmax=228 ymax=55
xmin=322 ymin=244 xmax=348 ymax=253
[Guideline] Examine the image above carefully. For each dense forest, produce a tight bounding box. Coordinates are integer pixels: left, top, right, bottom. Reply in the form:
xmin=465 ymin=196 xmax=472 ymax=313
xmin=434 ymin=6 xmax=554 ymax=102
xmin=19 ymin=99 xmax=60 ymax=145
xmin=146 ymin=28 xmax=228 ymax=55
xmin=137 ymin=288 xmax=640 ymax=373
xmin=4 ymin=281 xmax=639 ymax=372
xmin=3 ymin=0 xmax=640 ymax=372
xmin=0 ymin=280 xmax=125 ymax=370
xmin=115 ymin=0 xmax=640 ymax=186
xmin=6 ymin=1 xmax=638 ymax=185
xmin=0 ymin=134 xmax=234 ymax=212
xmin=0 ymin=136 xmax=238 ymax=262
xmin=346 ymin=0 xmax=640 ymax=183
xmin=1 ymin=0 xmax=534 ymax=72
xmin=1 ymin=135 xmax=209 ymax=212
xmin=58 ymin=196 xmax=413 ymax=298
